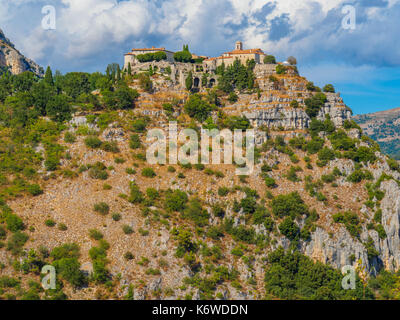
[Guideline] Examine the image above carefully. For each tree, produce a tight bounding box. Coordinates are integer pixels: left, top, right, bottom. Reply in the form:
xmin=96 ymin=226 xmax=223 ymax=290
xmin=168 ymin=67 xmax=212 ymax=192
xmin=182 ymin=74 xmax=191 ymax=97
xmin=46 ymin=95 xmax=72 ymax=122
xmin=271 ymin=192 xmax=309 ymax=219
xmin=31 ymin=81 xmax=55 ymax=115
xmin=184 ymin=94 xmax=212 ymax=122
xmin=12 ymin=71 xmax=36 ymax=92
xmin=279 ymin=217 xmax=300 ymax=240
xmin=264 ymin=55 xmax=277 ymax=64
xmin=127 ymin=62 xmax=132 ymax=75
xmin=305 ymin=93 xmax=327 ymax=118
xmin=275 ymin=64 xmax=287 ymax=75
xmin=113 ymin=86 xmax=139 ymax=110
xmin=174 ymin=45 xmax=192 ymax=63
xmin=44 ymin=66 xmax=54 ymax=86
xmin=185 ymin=71 xmax=193 ymax=91
xmin=62 ymin=72 xmax=91 ymax=99
xmin=323 ymin=84 xmax=335 ymax=93
xmin=53 ymin=258 xmax=86 ymax=287
xmin=287 ymin=56 xmax=297 ymax=65
xmin=138 ymin=73 xmax=152 ymax=92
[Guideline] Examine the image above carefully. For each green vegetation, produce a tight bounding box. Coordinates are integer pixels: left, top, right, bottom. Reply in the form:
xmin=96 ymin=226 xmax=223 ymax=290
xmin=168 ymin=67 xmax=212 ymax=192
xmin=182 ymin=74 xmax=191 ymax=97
xmin=265 ymin=247 xmax=373 ymax=300
xmin=136 ymin=51 xmax=167 ymax=62
xmin=332 ymin=211 xmax=362 ymax=238
xmin=184 ymin=94 xmax=212 ymax=122
xmin=271 ymin=192 xmax=309 ymax=219
xmin=217 ymin=59 xmax=256 ymax=93
xmin=305 ymin=93 xmax=327 ymax=118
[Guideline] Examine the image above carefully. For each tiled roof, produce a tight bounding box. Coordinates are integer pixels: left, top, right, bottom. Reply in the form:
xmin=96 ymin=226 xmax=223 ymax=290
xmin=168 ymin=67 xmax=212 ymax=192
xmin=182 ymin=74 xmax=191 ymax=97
xmin=131 ymin=47 xmax=166 ymax=51
xmin=225 ymin=49 xmax=264 ymax=55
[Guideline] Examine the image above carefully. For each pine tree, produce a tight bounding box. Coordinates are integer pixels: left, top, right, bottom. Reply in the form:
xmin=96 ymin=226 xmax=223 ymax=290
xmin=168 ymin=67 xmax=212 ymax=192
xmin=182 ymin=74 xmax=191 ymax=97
xmin=185 ymin=71 xmax=193 ymax=91
xmin=117 ymin=65 xmax=121 ymax=81
xmin=44 ymin=66 xmax=54 ymax=86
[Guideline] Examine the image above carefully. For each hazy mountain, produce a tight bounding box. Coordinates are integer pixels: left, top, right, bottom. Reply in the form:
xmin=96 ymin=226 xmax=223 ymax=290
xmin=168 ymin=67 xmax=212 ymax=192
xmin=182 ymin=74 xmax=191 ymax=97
xmin=353 ymin=107 xmax=400 ymax=159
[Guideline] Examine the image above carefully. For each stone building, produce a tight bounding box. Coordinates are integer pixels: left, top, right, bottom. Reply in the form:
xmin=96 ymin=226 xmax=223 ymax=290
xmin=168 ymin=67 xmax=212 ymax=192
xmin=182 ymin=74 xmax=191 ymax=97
xmin=203 ymin=41 xmax=267 ymax=68
xmin=124 ymin=47 xmax=175 ymax=69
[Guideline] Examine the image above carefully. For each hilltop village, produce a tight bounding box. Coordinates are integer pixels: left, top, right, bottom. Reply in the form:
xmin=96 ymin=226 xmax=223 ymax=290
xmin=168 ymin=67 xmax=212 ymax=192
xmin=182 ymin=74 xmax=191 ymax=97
xmin=122 ymin=41 xmax=350 ymax=131
xmin=123 ymin=41 xmax=297 ymax=91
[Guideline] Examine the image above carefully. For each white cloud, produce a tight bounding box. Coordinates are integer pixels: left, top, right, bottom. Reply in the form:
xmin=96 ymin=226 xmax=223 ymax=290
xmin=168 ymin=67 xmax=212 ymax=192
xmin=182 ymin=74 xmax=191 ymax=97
xmin=1 ymin=0 xmax=400 ymax=72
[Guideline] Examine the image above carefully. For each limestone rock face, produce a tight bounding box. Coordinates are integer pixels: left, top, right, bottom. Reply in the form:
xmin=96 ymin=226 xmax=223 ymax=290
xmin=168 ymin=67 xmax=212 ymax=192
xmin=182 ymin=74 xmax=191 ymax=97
xmin=295 ymin=168 xmax=400 ymax=275
xmin=0 ymin=29 xmax=43 ymax=76
xmin=243 ymin=103 xmax=351 ymax=130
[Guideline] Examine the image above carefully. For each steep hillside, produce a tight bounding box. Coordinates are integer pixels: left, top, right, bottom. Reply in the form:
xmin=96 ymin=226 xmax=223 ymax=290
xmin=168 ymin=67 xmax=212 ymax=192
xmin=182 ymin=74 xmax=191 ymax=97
xmin=353 ymin=108 xmax=400 ymax=159
xmin=0 ymin=58 xmax=400 ymax=300
xmin=0 ymin=28 xmax=43 ymax=76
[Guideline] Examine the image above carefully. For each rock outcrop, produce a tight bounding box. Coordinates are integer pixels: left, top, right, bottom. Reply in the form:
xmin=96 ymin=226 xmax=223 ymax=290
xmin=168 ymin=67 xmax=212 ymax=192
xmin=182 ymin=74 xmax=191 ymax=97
xmin=0 ymin=28 xmax=43 ymax=76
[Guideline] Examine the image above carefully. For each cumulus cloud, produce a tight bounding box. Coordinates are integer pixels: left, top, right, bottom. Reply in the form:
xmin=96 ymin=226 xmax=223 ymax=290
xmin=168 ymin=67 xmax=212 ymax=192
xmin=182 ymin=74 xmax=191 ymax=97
xmin=1 ymin=0 xmax=400 ymax=73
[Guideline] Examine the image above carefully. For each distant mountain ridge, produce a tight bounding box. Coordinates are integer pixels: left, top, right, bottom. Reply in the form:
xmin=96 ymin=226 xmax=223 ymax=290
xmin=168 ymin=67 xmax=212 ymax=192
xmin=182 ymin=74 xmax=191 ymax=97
xmin=353 ymin=107 xmax=400 ymax=159
xmin=0 ymin=28 xmax=43 ymax=76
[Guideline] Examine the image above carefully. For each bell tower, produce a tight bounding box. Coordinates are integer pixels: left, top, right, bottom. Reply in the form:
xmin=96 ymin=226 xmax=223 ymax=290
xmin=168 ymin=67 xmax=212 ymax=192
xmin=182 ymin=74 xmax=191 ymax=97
xmin=235 ymin=41 xmax=243 ymax=51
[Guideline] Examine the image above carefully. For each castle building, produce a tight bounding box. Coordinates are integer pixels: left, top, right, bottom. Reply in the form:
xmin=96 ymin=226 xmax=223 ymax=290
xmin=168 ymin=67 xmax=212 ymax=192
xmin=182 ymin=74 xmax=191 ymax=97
xmin=203 ymin=41 xmax=267 ymax=70
xmin=124 ymin=46 xmax=175 ymax=69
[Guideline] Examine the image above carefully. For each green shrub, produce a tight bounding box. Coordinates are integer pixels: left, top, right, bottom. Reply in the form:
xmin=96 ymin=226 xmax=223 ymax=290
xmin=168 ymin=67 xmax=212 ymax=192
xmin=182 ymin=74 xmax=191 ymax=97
xmin=271 ymin=192 xmax=309 ymax=219
xmin=7 ymin=231 xmax=29 ymax=255
xmin=101 ymin=141 xmax=120 ymax=153
xmin=27 ymin=184 xmax=43 ymax=196
xmin=94 ymin=202 xmax=110 ymax=215
xmin=323 ymin=84 xmax=335 ymax=93
xmin=307 ymin=137 xmax=324 ymax=154
xmin=138 ymin=228 xmax=149 ymax=236
xmin=124 ymin=252 xmax=134 ymax=260
xmin=332 ymin=211 xmax=361 ymax=238
xmin=375 ymin=224 xmax=387 ymax=239
xmin=129 ymin=183 xmax=144 ymax=204
xmin=264 ymin=247 xmax=372 ymax=300
xmin=45 ymin=219 xmax=56 ymax=227
xmin=141 ymin=167 xmax=156 ymax=178
xmin=53 ymin=257 xmax=86 ymax=287
xmin=129 ymin=134 xmax=141 ymax=149
xmin=279 ymin=218 xmax=300 ymax=241
xmin=183 ymin=198 xmax=209 ymax=227
xmin=218 ymin=187 xmax=230 ymax=197
xmin=64 ymin=132 xmax=76 ymax=143
xmin=132 ymin=118 xmax=148 ymax=133
xmin=58 ymin=223 xmax=68 ymax=231
xmin=165 ymin=189 xmax=188 ymax=212
xmin=84 ymin=136 xmax=102 ymax=149
xmin=89 ymin=229 xmax=103 ymax=240
xmin=318 ymin=147 xmax=335 ymax=161
xmin=347 ymin=169 xmax=373 ymax=183
xmin=122 ymin=225 xmax=134 ymax=235
xmin=0 ymin=226 xmax=6 ymax=240
xmin=305 ymin=93 xmax=327 ymax=118
xmin=112 ymin=213 xmax=122 ymax=221
xmin=264 ymin=55 xmax=276 ymax=64
xmin=6 ymin=214 xmax=24 ymax=232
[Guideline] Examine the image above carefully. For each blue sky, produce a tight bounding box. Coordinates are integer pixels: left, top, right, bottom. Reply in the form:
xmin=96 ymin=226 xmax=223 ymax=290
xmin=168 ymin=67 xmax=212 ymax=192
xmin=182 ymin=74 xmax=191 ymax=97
xmin=0 ymin=0 xmax=399 ymax=115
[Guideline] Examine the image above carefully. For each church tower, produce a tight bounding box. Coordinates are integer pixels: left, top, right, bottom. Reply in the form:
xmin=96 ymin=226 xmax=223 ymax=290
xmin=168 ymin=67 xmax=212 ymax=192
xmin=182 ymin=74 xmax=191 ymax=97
xmin=235 ymin=41 xmax=243 ymax=51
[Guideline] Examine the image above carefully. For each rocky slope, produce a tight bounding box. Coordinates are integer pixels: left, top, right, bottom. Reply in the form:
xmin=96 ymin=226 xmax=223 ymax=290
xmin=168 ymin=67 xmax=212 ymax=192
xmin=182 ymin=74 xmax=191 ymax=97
xmin=354 ymin=108 xmax=400 ymax=159
xmin=0 ymin=28 xmax=43 ymax=76
xmin=1 ymin=56 xmax=400 ymax=300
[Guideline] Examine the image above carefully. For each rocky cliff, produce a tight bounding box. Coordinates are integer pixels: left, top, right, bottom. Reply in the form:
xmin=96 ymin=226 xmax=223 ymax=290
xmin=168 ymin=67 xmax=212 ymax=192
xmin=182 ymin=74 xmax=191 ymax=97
xmin=0 ymin=28 xmax=43 ymax=76
xmin=354 ymin=108 xmax=400 ymax=159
